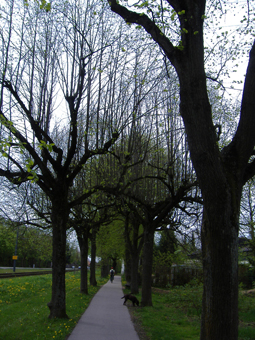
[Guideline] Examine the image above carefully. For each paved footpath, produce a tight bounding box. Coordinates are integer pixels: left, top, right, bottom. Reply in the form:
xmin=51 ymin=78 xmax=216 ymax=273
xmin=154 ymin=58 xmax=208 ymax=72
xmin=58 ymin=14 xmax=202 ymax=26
xmin=68 ymin=275 xmax=140 ymax=340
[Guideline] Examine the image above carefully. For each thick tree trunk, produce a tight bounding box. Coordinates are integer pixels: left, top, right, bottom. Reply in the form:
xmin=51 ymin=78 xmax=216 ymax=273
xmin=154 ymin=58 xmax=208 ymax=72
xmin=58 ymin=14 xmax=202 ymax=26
xmin=178 ymin=61 xmax=241 ymax=338
xmin=175 ymin=7 xmax=241 ymax=336
xmin=180 ymin=86 xmax=240 ymax=337
xmin=201 ymin=217 xmax=239 ymax=339
xmin=90 ymin=227 xmax=97 ymax=286
xmin=124 ymin=236 xmax=132 ymax=284
xmin=124 ymin=216 xmax=132 ymax=285
xmin=77 ymin=231 xmax=89 ymax=294
xmin=130 ymin=250 xmax=140 ymax=294
xmin=48 ymin=196 xmax=69 ymax=319
xmin=124 ymin=214 xmax=143 ymax=293
xmin=177 ymin=30 xmax=253 ymax=338
xmin=200 ymin=179 xmax=240 ymax=339
xmin=141 ymin=226 xmax=154 ymax=307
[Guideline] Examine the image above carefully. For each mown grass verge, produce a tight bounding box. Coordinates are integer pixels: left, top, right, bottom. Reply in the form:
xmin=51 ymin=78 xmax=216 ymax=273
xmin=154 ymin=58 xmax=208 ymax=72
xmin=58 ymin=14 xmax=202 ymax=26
xmin=0 ymin=268 xmax=53 ymax=274
xmin=0 ymin=271 xmax=108 ymax=340
xmin=124 ymin=283 xmax=255 ymax=340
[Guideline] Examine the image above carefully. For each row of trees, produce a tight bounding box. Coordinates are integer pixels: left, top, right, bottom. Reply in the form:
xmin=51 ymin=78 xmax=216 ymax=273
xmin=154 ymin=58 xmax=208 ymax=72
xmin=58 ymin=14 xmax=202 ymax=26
xmin=0 ymin=0 xmax=199 ymax=315
xmin=108 ymin=0 xmax=255 ymax=339
xmin=0 ymin=0 xmax=255 ymax=338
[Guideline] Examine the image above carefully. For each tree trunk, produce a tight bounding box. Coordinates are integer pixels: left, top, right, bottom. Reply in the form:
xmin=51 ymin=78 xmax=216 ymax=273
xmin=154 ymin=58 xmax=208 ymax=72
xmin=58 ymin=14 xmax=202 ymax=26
xmin=141 ymin=226 xmax=154 ymax=306
xmin=124 ymin=235 xmax=132 ymax=284
xmin=179 ymin=80 xmax=240 ymax=338
xmin=101 ymin=258 xmax=110 ymax=278
xmin=130 ymin=249 xmax=140 ymax=294
xmin=175 ymin=7 xmax=241 ymax=336
xmin=178 ymin=57 xmax=241 ymax=339
xmin=77 ymin=230 xmax=89 ymax=294
xmin=124 ymin=213 xmax=143 ymax=293
xmin=48 ymin=196 xmax=69 ymax=319
xmin=90 ymin=227 xmax=97 ymax=286
xmin=200 ymin=182 xmax=240 ymax=339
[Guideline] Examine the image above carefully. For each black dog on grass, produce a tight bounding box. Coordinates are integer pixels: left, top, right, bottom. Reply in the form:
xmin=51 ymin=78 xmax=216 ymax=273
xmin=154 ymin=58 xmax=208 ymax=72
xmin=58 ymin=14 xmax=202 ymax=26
xmin=121 ymin=294 xmax=139 ymax=306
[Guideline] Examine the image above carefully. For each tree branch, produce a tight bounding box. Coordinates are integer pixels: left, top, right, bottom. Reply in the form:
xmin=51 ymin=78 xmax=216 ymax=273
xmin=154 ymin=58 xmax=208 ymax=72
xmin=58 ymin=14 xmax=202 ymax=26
xmin=108 ymin=0 xmax=180 ymax=66
xmin=3 ymin=81 xmax=62 ymax=160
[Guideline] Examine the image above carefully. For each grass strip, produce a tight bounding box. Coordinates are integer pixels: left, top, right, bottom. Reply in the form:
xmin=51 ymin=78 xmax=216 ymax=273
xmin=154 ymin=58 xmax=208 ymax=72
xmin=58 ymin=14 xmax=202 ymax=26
xmin=124 ymin=283 xmax=255 ymax=340
xmin=0 ymin=268 xmax=53 ymax=274
xmin=0 ymin=271 xmax=108 ymax=340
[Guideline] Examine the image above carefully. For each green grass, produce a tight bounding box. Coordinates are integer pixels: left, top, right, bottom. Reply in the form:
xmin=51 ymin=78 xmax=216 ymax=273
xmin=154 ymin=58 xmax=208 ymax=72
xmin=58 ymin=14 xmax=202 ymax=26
xmin=239 ymin=290 xmax=255 ymax=340
xmin=126 ymin=283 xmax=255 ymax=340
xmin=0 ymin=271 xmax=108 ymax=340
xmin=0 ymin=268 xmax=53 ymax=274
xmin=2 ymin=273 xmax=255 ymax=340
xmin=130 ymin=285 xmax=201 ymax=340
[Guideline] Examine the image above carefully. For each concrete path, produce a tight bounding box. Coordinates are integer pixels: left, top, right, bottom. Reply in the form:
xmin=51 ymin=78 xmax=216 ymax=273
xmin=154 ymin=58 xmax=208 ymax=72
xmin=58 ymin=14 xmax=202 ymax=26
xmin=68 ymin=276 xmax=140 ymax=340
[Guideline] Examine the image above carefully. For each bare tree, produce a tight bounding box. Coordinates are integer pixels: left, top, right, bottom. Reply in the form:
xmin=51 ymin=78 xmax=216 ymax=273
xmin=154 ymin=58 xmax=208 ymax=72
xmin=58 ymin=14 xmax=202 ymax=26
xmin=0 ymin=0 xmax=126 ymax=318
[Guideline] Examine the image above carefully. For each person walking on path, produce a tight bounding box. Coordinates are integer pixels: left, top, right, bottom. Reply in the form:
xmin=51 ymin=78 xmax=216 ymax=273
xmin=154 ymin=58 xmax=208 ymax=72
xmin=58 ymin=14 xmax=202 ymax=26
xmin=110 ymin=267 xmax=115 ymax=283
xmin=68 ymin=275 xmax=140 ymax=340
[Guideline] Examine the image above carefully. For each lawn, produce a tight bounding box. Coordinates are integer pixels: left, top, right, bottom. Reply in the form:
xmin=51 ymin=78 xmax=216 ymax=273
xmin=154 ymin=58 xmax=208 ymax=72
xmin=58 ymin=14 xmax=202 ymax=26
xmin=0 ymin=268 xmax=52 ymax=273
xmin=127 ymin=283 xmax=255 ymax=340
xmin=1 ymin=272 xmax=255 ymax=340
xmin=0 ymin=271 xmax=108 ymax=340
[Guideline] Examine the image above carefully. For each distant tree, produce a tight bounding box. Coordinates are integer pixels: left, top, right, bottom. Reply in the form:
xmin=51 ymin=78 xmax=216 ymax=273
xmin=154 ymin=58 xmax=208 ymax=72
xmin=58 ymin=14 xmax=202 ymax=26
xmin=156 ymin=228 xmax=177 ymax=254
xmin=0 ymin=219 xmax=52 ymax=267
xmin=66 ymin=237 xmax=81 ymax=266
xmin=240 ymin=179 xmax=255 ymax=264
xmin=17 ymin=226 xmax=52 ymax=267
xmin=70 ymin=199 xmax=115 ymax=293
xmin=0 ymin=220 xmax=16 ymax=266
xmin=97 ymin=219 xmax=125 ymax=271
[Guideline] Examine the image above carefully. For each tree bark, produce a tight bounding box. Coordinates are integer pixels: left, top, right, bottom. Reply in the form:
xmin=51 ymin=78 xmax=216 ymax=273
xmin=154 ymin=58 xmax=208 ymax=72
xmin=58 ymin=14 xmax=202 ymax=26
xmin=124 ymin=213 xmax=143 ymax=293
xmin=130 ymin=249 xmax=140 ymax=294
xmin=124 ymin=233 xmax=132 ymax=284
xmin=201 ymin=204 xmax=239 ymax=339
xmin=141 ymin=225 xmax=154 ymax=306
xmin=90 ymin=227 xmax=97 ymax=286
xmin=48 ymin=192 xmax=69 ymax=319
xmin=77 ymin=229 xmax=89 ymax=294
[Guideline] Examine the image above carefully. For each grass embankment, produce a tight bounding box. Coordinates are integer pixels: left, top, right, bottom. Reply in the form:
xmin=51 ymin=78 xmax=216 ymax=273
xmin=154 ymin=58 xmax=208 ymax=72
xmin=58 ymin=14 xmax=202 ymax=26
xmin=125 ymin=283 xmax=255 ymax=340
xmin=0 ymin=271 xmax=108 ymax=340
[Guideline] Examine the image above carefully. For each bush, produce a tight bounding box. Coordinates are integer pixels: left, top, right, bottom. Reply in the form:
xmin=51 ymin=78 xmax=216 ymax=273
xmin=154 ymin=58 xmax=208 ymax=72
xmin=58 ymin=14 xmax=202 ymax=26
xmin=239 ymin=264 xmax=255 ymax=289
